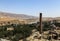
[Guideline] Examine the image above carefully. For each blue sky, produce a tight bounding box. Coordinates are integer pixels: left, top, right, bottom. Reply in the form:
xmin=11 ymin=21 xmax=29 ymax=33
xmin=0 ymin=0 xmax=60 ymax=17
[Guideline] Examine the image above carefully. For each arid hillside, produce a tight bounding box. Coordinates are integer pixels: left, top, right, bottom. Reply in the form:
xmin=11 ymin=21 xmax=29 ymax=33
xmin=0 ymin=11 xmax=60 ymax=25
xmin=0 ymin=12 xmax=38 ymax=26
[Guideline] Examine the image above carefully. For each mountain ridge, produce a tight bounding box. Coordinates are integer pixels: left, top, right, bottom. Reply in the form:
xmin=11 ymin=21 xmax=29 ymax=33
xmin=0 ymin=11 xmax=60 ymax=22
xmin=0 ymin=11 xmax=37 ymax=19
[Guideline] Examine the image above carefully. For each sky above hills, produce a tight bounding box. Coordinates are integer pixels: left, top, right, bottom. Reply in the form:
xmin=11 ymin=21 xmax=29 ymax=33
xmin=0 ymin=0 xmax=60 ymax=17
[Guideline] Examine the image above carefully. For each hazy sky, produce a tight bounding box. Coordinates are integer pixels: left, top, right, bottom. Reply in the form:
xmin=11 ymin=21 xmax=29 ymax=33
xmin=0 ymin=0 xmax=60 ymax=17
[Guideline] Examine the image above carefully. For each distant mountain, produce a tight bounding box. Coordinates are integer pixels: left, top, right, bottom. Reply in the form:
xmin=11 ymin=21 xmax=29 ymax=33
xmin=0 ymin=11 xmax=60 ymax=24
xmin=0 ymin=12 xmax=37 ymax=19
xmin=0 ymin=12 xmax=38 ymax=24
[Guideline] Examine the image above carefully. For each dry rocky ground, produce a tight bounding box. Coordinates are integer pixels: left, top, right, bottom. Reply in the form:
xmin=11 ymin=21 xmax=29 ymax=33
xmin=19 ymin=29 xmax=60 ymax=41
